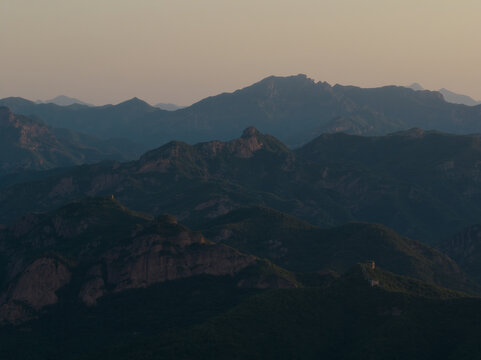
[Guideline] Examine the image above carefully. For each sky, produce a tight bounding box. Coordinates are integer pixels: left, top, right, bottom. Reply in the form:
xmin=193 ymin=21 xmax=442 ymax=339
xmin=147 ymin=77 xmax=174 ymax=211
xmin=1 ymin=0 xmax=480 ymax=106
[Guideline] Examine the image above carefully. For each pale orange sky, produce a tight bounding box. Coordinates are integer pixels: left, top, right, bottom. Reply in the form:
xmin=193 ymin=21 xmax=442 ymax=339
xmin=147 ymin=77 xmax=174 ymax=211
xmin=1 ymin=0 xmax=480 ymax=105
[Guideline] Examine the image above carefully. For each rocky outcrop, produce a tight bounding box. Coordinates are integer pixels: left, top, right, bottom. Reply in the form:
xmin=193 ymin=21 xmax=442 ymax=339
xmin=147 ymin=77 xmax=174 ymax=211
xmin=136 ymin=127 xmax=268 ymax=175
xmin=0 ymin=257 xmax=71 ymax=325
xmin=0 ymin=198 xmax=296 ymax=324
xmin=443 ymin=225 xmax=481 ymax=283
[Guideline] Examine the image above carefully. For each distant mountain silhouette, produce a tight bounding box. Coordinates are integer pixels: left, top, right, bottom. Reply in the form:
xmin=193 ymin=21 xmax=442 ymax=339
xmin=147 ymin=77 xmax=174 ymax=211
xmin=439 ymin=88 xmax=481 ymax=106
xmin=408 ymin=82 xmax=425 ymax=91
xmin=154 ymin=102 xmax=185 ymax=111
xmin=36 ymin=95 xmax=92 ymax=106
xmin=408 ymin=83 xmax=481 ymax=106
xmin=2 ymin=75 xmax=481 ymax=149
xmin=0 ymin=96 xmax=162 ymax=141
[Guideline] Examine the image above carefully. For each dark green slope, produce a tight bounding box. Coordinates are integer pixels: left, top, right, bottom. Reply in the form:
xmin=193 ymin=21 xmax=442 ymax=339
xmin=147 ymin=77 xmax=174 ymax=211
xmin=80 ymin=265 xmax=481 ymax=360
xmin=202 ymin=206 xmax=479 ymax=294
xmin=1 ymin=199 xmax=481 ymax=359
xmin=0 ymin=276 xmax=261 ymax=360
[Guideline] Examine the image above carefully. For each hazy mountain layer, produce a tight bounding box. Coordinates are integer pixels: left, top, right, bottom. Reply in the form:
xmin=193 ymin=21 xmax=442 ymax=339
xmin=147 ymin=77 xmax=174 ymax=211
xmin=408 ymin=83 xmax=481 ymax=106
xmin=36 ymin=95 xmax=93 ymax=106
xmin=0 ymin=107 xmax=143 ymax=175
xmin=2 ymin=75 xmax=481 ymax=148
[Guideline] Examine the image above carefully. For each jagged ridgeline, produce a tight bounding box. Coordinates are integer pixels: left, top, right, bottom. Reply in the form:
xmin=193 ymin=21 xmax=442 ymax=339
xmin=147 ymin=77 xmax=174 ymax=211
xmin=2 ymin=75 xmax=481 ymax=149
xmin=2 ymin=127 xmax=481 ymax=245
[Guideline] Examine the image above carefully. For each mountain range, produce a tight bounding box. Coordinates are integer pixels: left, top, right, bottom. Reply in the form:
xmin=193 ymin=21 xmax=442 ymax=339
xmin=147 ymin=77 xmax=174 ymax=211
xmin=2 ymin=197 xmax=481 ymax=359
xmin=409 ymin=83 xmax=481 ymax=106
xmin=154 ymin=102 xmax=185 ymax=111
xmin=34 ymin=96 xmax=185 ymax=111
xmin=2 ymin=127 xmax=481 ymax=247
xmin=0 ymin=107 xmax=144 ymax=176
xmin=36 ymin=95 xmax=93 ymax=107
xmin=2 ymin=75 xmax=481 ymax=149
xmin=3 ymin=74 xmax=481 ymax=359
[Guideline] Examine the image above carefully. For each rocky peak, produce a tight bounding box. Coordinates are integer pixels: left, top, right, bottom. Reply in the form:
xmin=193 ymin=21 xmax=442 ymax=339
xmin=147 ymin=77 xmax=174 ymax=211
xmin=241 ymin=126 xmax=261 ymax=139
xmin=208 ymin=127 xmax=265 ymax=158
xmin=115 ymin=97 xmax=153 ymax=111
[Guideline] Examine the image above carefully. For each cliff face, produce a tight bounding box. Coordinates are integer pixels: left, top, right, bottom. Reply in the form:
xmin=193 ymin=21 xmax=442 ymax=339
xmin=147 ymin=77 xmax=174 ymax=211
xmin=0 ymin=198 xmax=295 ymax=325
xmin=79 ymin=233 xmax=257 ymax=306
xmin=443 ymin=225 xmax=481 ymax=283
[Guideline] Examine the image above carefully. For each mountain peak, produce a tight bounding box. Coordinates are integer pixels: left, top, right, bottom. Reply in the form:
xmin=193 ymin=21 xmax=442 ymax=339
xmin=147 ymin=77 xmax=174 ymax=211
xmin=438 ymin=88 xmax=481 ymax=106
xmin=38 ymin=95 xmax=91 ymax=107
xmin=116 ymin=97 xmax=152 ymax=108
xmin=409 ymin=83 xmax=425 ymax=91
xmin=154 ymin=102 xmax=184 ymax=111
xmin=241 ymin=126 xmax=261 ymax=138
xmin=257 ymin=73 xmax=315 ymax=87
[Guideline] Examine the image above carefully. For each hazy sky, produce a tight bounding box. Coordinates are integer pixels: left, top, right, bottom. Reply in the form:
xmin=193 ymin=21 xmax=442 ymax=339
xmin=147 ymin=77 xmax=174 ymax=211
xmin=1 ymin=0 xmax=480 ymax=105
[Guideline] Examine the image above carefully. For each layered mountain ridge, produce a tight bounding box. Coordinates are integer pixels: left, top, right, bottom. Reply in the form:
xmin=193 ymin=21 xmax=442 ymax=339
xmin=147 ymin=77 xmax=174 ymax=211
xmin=2 ymin=127 xmax=481 ymax=245
xmin=2 ymin=74 xmax=481 ymax=149
xmin=0 ymin=107 xmax=143 ymax=175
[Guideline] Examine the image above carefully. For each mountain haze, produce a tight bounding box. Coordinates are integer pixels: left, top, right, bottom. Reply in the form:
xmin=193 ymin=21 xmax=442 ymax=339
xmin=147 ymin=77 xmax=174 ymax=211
xmin=408 ymin=83 xmax=481 ymax=106
xmin=154 ymin=102 xmax=184 ymax=111
xmin=36 ymin=95 xmax=93 ymax=106
xmin=3 ymin=75 xmax=481 ymax=148
xmin=0 ymin=107 xmax=143 ymax=175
